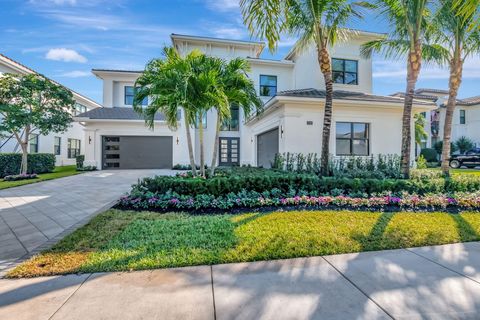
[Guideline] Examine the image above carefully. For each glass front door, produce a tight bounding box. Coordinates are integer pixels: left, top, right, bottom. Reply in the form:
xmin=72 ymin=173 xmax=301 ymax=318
xmin=219 ymin=137 xmax=239 ymax=166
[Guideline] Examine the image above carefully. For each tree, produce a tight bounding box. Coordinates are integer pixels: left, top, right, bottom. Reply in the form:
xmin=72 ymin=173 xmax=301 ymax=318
xmin=134 ymin=47 xmax=203 ymax=176
xmin=435 ymin=0 xmax=480 ymax=176
xmin=361 ymin=0 xmax=440 ymax=178
xmin=0 ymin=73 xmax=74 ymax=174
xmin=240 ymin=0 xmax=371 ymax=176
xmin=209 ymin=58 xmax=262 ymax=176
xmin=454 ymin=136 xmax=475 ymax=154
xmin=414 ymin=113 xmax=428 ymax=150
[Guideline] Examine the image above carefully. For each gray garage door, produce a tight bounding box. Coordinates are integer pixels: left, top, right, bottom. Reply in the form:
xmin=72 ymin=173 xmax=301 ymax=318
xmin=257 ymin=128 xmax=279 ymax=168
xmin=102 ymin=136 xmax=173 ymax=169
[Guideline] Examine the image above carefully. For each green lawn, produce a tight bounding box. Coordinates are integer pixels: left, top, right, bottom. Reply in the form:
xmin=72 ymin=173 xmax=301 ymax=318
xmin=0 ymin=165 xmax=81 ymax=190
xmin=9 ymin=209 xmax=480 ymax=278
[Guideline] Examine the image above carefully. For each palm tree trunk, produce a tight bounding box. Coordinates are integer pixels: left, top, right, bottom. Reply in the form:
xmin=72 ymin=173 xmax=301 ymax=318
xmin=441 ymin=54 xmax=463 ymax=176
xmin=183 ymin=109 xmax=197 ymax=176
xmin=400 ymin=44 xmax=422 ymax=178
xmin=318 ymin=46 xmax=333 ymax=176
xmin=210 ymin=111 xmax=221 ymax=176
xmin=199 ymin=119 xmax=205 ymax=177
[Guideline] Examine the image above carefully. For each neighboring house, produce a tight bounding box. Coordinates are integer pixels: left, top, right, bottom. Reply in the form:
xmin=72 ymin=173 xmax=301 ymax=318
xmin=76 ymin=32 xmax=434 ymax=170
xmin=0 ymin=54 xmax=102 ymax=166
xmin=391 ymin=88 xmax=480 ymax=150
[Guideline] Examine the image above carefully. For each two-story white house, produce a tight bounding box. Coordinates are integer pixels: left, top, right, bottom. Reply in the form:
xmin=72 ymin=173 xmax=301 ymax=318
xmin=0 ymin=54 xmax=101 ymax=166
xmin=75 ymin=32 xmax=435 ymax=170
xmin=392 ymin=88 xmax=480 ymax=150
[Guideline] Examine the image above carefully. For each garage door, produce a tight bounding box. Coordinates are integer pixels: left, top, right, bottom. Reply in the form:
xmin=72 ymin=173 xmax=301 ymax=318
xmin=102 ymin=136 xmax=173 ymax=169
xmin=257 ymin=128 xmax=279 ymax=168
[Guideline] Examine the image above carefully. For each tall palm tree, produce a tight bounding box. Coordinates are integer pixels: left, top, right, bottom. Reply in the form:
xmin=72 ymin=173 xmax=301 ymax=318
xmin=361 ymin=0 xmax=437 ymax=178
xmin=188 ymin=54 xmax=231 ymax=177
xmin=435 ymin=0 xmax=480 ymax=176
xmin=134 ymin=47 xmax=203 ymax=176
xmin=209 ymin=58 xmax=262 ymax=176
xmin=240 ymin=0 xmax=371 ymax=176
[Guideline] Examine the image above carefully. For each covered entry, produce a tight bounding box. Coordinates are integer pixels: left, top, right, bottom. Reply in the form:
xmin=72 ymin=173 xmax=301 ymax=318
xmin=102 ymin=136 xmax=173 ymax=169
xmin=257 ymin=128 xmax=279 ymax=168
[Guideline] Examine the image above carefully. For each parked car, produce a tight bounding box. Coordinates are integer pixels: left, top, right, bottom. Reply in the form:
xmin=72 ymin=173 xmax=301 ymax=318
xmin=449 ymin=148 xmax=480 ymax=169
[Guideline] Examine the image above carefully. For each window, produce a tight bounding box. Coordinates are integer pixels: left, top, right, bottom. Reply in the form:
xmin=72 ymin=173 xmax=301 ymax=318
xmin=460 ymin=110 xmax=466 ymax=124
xmin=125 ymin=86 xmax=148 ymax=106
xmin=332 ymin=58 xmax=358 ymax=85
xmin=29 ymin=134 xmax=39 ymax=153
xmin=54 ymin=136 xmax=61 ymax=155
xmin=74 ymin=103 xmax=87 ymax=116
xmin=68 ymin=139 xmax=81 ymax=159
xmin=195 ymin=112 xmax=207 ymax=129
xmin=336 ymin=122 xmax=369 ymax=156
xmin=221 ymin=105 xmax=240 ymax=131
xmin=259 ymin=75 xmax=277 ymax=97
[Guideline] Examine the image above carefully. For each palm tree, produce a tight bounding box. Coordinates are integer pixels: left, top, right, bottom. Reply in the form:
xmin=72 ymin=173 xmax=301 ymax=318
xmin=134 ymin=47 xmax=203 ymax=176
xmin=209 ymin=58 xmax=262 ymax=176
xmin=361 ymin=0 xmax=439 ymax=178
xmin=435 ymin=0 xmax=480 ymax=176
xmin=414 ymin=113 xmax=428 ymax=151
xmin=240 ymin=0 xmax=371 ymax=176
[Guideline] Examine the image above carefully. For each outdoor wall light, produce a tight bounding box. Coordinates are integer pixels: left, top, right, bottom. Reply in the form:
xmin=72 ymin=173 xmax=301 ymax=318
xmin=176 ymin=137 xmax=179 ymax=145
xmin=280 ymin=126 xmax=284 ymax=138
xmin=88 ymin=136 xmax=92 ymax=144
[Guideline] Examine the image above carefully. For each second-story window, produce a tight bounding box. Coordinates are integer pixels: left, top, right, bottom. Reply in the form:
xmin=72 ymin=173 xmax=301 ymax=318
xmin=460 ymin=110 xmax=466 ymax=124
xmin=74 ymin=103 xmax=87 ymax=116
xmin=125 ymin=86 xmax=148 ymax=106
xmin=221 ymin=105 xmax=240 ymax=131
xmin=332 ymin=58 xmax=358 ymax=85
xmin=260 ymin=75 xmax=277 ymax=97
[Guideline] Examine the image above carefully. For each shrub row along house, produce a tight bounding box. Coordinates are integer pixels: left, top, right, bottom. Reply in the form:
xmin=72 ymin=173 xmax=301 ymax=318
xmin=75 ymin=32 xmax=434 ymax=170
xmin=0 ymin=54 xmax=101 ymax=166
xmin=391 ymin=89 xmax=480 ymax=151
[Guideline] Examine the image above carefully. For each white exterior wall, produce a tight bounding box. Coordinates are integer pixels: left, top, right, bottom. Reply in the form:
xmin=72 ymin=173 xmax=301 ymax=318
xmin=291 ymin=39 xmax=373 ymax=93
xmin=247 ymin=100 xmax=422 ymax=166
xmin=437 ymin=105 xmax=480 ymax=147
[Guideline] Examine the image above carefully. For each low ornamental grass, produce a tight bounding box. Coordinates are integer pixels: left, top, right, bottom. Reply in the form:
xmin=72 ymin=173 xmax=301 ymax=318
xmin=8 ymin=209 xmax=480 ymax=278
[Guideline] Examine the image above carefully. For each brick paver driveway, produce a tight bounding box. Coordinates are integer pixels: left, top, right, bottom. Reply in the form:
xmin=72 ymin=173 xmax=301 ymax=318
xmin=0 ymin=169 xmax=173 ymax=272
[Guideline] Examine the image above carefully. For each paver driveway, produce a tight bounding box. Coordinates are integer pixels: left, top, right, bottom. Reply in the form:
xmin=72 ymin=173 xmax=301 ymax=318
xmin=0 ymin=169 xmax=173 ymax=272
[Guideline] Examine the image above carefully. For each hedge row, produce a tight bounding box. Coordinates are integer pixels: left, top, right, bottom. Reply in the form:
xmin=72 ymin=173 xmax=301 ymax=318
xmin=134 ymin=172 xmax=480 ymax=197
xmin=0 ymin=153 xmax=55 ymax=178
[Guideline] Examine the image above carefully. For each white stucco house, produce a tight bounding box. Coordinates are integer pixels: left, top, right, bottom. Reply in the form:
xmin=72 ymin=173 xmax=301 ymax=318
xmin=392 ymin=88 xmax=480 ymax=150
xmin=75 ymin=32 xmax=435 ymax=170
xmin=0 ymin=54 xmax=101 ymax=166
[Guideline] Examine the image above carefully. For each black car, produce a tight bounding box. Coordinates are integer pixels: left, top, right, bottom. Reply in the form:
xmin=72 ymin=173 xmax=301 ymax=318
xmin=449 ymin=148 xmax=480 ymax=169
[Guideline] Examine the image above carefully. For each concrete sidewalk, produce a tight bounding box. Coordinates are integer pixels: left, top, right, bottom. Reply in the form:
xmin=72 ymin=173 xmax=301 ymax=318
xmin=1 ymin=242 xmax=480 ymax=320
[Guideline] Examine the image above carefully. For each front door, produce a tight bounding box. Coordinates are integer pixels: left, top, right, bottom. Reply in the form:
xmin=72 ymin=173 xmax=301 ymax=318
xmin=219 ymin=137 xmax=240 ymax=166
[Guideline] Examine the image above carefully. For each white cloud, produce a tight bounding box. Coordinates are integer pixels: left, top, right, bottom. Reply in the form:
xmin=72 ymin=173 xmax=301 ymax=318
xmin=59 ymin=70 xmax=91 ymax=77
xmin=45 ymin=48 xmax=87 ymax=63
xmin=211 ymin=27 xmax=247 ymax=40
xmin=372 ymin=57 xmax=480 ymax=81
xmin=204 ymin=0 xmax=239 ymax=12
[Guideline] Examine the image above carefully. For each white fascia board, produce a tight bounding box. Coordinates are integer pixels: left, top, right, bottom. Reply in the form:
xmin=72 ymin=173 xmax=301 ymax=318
xmin=246 ymin=58 xmax=295 ymax=67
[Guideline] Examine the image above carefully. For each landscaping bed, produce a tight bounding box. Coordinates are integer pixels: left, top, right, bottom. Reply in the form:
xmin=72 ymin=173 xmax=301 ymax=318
xmin=0 ymin=165 xmax=81 ymax=190
xmin=8 ymin=208 xmax=480 ymax=278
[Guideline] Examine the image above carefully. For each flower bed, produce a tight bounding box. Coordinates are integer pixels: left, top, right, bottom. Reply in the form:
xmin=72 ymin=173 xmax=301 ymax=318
xmin=3 ymin=173 xmax=38 ymax=181
xmin=118 ymin=190 xmax=480 ymax=213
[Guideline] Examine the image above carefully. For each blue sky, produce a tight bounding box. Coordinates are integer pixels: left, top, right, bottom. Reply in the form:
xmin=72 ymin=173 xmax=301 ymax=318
xmin=2 ymin=0 xmax=480 ymax=104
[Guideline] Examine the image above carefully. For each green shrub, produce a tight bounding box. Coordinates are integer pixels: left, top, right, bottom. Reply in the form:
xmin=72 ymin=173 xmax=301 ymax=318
xmin=0 ymin=153 xmax=55 ymax=178
xmin=133 ymin=170 xmax=480 ymax=197
xmin=455 ymin=136 xmax=475 ymax=154
xmin=76 ymin=155 xmax=85 ymax=169
xmin=420 ymin=148 xmax=438 ymax=162
xmin=416 ymin=155 xmax=427 ymax=169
